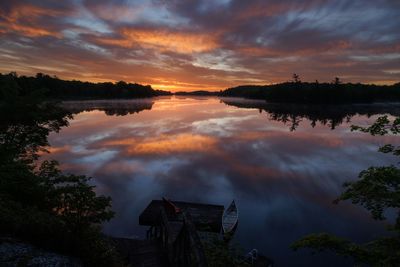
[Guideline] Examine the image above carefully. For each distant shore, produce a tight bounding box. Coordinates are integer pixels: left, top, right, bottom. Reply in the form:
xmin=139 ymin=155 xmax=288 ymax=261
xmin=2 ymin=72 xmax=399 ymax=104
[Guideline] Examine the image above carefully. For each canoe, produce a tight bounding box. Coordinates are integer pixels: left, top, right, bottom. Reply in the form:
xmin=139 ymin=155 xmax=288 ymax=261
xmin=222 ymin=200 xmax=238 ymax=235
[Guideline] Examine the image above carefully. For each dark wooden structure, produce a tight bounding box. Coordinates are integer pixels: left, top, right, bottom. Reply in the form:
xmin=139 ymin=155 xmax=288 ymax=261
xmin=139 ymin=200 xmax=224 ymax=267
xmin=139 ymin=200 xmax=224 ymax=233
xmin=112 ymin=238 xmax=167 ymax=267
xmin=114 ymin=200 xmax=273 ymax=267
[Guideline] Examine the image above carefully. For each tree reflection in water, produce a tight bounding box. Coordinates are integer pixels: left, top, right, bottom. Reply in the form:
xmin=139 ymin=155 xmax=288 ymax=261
xmin=221 ymin=98 xmax=400 ymax=131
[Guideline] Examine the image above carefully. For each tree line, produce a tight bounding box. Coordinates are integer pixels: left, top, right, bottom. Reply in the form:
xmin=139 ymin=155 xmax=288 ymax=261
xmin=0 ymin=72 xmax=171 ymax=101
xmin=3 ymin=72 xmax=400 ymax=104
xmin=220 ymin=74 xmax=400 ymax=104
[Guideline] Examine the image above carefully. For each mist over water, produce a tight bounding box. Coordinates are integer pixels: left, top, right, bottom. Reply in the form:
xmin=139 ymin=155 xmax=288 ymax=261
xmin=45 ymin=97 xmax=399 ymax=266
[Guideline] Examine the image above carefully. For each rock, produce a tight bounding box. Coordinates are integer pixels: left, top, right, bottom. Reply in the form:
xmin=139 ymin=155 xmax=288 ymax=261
xmin=0 ymin=238 xmax=82 ymax=267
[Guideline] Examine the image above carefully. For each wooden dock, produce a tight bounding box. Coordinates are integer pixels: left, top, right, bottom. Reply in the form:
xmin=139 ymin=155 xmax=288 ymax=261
xmin=114 ymin=199 xmax=224 ymax=267
xmin=113 ymin=199 xmax=274 ymax=267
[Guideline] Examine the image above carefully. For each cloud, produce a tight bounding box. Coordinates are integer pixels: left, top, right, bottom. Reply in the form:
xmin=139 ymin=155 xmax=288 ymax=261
xmin=98 ymin=27 xmax=218 ymax=54
xmin=0 ymin=0 xmax=399 ymax=90
xmin=0 ymin=3 xmax=64 ymax=37
xmin=101 ymin=134 xmax=217 ymax=155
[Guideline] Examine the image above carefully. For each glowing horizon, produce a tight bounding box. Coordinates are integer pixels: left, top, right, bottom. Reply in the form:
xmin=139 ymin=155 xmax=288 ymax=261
xmin=1 ymin=1 xmax=399 ymax=92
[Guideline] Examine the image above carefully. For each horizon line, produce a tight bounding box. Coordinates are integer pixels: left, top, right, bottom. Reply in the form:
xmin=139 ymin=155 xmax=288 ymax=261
xmin=2 ymin=71 xmax=399 ymax=93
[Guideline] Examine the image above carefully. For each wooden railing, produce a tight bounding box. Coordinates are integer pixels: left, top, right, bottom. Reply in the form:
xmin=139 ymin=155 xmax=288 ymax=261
xmin=147 ymin=207 xmax=208 ymax=267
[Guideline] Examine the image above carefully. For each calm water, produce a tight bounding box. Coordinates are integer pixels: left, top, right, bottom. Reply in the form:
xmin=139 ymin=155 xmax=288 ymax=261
xmin=45 ymin=97 xmax=399 ymax=266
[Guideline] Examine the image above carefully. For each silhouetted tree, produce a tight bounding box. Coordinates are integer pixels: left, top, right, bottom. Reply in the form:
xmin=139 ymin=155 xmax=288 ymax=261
xmin=0 ymin=72 xmax=171 ymax=101
xmin=292 ymin=116 xmax=400 ymax=266
xmin=333 ymin=77 xmax=341 ymax=85
xmin=221 ymin=79 xmax=400 ymax=104
xmin=292 ymin=73 xmax=301 ymax=83
xmin=221 ymin=99 xmax=400 ymax=131
xmin=0 ymin=85 xmax=120 ymax=266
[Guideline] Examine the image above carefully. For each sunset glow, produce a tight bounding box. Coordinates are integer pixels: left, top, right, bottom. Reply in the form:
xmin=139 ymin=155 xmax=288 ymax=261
xmin=1 ymin=1 xmax=399 ymax=91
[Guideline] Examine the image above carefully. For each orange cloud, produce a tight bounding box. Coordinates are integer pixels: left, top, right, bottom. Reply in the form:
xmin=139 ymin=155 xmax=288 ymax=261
xmin=134 ymin=134 xmax=216 ymax=154
xmin=103 ymin=134 xmax=217 ymax=155
xmin=99 ymin=28 xmax=219 ymax=54
xmin=0 ymin=4 xmax=61 ymax=37
xmin=0 ymin=22 xmax=57 ymax=37
xmin=37 ymin=145 xmax=71 ymax=156
xmin=102 ymin=138 xmax=137 ymax=146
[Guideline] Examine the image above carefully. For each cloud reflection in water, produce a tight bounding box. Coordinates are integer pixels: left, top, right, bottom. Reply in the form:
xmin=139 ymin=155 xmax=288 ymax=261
xmin=45 ymin=97 xmax=399 ymax=266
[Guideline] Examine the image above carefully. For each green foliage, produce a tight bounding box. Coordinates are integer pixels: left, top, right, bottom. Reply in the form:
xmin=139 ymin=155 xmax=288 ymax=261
xmin=291 ymin=234 xmax=400 ymax=266
xmin=351 ymin=115 xmax=400 ymax=136
xmin=0 ymin=88 xmax=120 ymax=266
xmin=36 ymin=160 xmax=114 ymax=231
xmin=291 ymin=233 xmax=368 ymax=261
xmin=203 ymin=238 xmax=249 ymax=267
xmin=335 ymin=166 xmax=400 ymax=227
xmin=292 ymin=115 xmax=400 ymax=266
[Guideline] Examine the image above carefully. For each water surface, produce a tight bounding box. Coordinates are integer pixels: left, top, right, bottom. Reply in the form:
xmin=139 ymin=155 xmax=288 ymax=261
xmin=45 ymin=97 xmax=399 ymax=266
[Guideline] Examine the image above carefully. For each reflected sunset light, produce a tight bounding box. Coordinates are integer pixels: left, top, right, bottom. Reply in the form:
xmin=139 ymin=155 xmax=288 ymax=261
xmin=41 ymin=97 xmax=400 ymax=266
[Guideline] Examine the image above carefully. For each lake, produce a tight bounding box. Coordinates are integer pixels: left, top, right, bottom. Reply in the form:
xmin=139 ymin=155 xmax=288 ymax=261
xmin=44 ymin=96 xmax=399 ymax=266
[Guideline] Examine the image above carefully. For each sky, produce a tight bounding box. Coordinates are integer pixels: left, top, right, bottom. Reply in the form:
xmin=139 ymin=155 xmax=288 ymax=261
xmin=0 ymin=0 xmax=399 ymax=91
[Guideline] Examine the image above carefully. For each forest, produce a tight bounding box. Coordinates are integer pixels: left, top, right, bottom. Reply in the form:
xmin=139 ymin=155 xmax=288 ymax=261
xmin=220 ymin=76 xmax=400 ymax=104
xmin=2 ymin=72 xmax=400 ymax=105
xmin=0 ymin=72 xmax=171 ymax=100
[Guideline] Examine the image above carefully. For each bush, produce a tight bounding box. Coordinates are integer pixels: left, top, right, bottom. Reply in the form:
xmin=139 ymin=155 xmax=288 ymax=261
xmin=0 ymin=89 xmax=120 ymax=266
